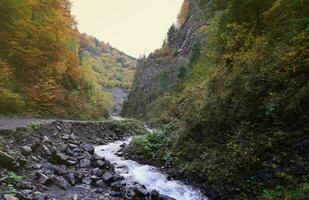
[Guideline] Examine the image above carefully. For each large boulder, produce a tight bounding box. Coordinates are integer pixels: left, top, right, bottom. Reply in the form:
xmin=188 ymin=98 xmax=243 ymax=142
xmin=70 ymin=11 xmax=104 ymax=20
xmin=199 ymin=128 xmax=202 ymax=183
xmin=0 ymin=150 xmax=16 ymax=169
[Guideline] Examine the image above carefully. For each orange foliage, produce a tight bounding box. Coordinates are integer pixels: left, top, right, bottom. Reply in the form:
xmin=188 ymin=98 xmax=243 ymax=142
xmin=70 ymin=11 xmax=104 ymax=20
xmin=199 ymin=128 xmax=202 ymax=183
xmin=177 ymin=0 xmax=190 ymax=28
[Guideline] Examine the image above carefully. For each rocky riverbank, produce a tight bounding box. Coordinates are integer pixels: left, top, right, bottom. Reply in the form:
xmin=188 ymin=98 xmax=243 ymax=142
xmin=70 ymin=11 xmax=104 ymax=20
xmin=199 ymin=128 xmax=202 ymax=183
xmin=0 ymin=120 xmax=175 ymax=200
xmin=123 ymin=145 xmax=210 ymax=198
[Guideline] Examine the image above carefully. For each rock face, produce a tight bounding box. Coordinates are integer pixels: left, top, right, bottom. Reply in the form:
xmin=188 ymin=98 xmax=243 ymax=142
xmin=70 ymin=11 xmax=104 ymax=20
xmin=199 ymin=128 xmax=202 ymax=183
xmin=0 ymin=120 xmax=175 ymax=200
xmin=122 ymin=0 xmax=211 ymax=120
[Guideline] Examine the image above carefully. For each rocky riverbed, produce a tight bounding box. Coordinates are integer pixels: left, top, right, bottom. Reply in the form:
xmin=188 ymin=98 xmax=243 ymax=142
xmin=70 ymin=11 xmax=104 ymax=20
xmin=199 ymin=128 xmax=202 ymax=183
xmin=0 ymin=120 xmax=175 ymax=200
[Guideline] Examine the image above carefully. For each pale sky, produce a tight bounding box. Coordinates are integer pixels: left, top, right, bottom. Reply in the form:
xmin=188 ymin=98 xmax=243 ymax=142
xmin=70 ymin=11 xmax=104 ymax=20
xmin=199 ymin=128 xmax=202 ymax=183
xmin=71 ymin=0 xmax=183 ymax=58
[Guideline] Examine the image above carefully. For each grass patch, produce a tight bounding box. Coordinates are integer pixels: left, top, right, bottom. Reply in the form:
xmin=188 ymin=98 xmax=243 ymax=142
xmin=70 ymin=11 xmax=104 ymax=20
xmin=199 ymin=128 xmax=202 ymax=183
xmin=8 ymin=172 xmax=24 ymax=182
xmin=27 ymin=123 xmax=41 ymax=131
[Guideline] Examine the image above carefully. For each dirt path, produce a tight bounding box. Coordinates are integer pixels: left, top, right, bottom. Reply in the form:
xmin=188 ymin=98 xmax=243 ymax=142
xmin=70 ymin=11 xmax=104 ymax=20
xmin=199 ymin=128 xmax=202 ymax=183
xmin=0 ymin=118 xmax=96 ymax=130
xmin=0 ymin=118 xmax=55 ymax=130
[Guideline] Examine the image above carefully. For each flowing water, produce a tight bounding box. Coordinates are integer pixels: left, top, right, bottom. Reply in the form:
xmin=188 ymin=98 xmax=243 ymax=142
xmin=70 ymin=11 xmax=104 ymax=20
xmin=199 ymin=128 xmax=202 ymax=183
xmin=95 ymin=138 xmax=208 ymax=200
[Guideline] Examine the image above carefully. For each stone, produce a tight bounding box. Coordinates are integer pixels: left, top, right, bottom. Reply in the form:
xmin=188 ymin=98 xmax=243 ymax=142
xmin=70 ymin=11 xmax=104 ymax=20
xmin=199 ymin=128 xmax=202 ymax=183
xmin=42 ymin=136 xmax=51 ymax=143
xmin=134 ymin=185 xmax=149 ymax=196
xmin=65 ymin=147 xmax=73 ymax=156
xmin=95 ymin=160 xmax=106 ymax=168
xmin=151 ymin=190 xmax=160 ymax=199
xmin=16 ymin=181 xmax=33 ymax=190
xmin=112 ymin=174 xmax=124 ymax=182
xmin=102 ymin=172 xmax=113 ymax=182
xmin=32 ymin=192 xmax=46 ymax=200
xmin=110 ymin=192 xmax=121 ymax=197
xmin=110 ymin=180 xmax=126 ymax=190
xmin=36 ymin=172 xmax=54 ymax=185
xmin=54 ymin=166 xmax=68 ymax=175
xmin=54 ymin=152 xmax=68 ymax=164
xmin=35 ymin=164 xmax=42 ymax=169
xmin=57 ymin=177 xmax=71 ymax=190
xmin=90 ymin=175 xmax=100 ymax=181
xmin=94 ymin=169 xmax=104 ymax=177
xmin=79 ymin=159 xmax=91 ymax=168
xmin=4 ymin=194 xmax=18 ymax=200
xmin=159 ymin=194 xmax=176 ymax=200
xmin=0 ymin=150 xmax=16 ymax=169
xmin=72 ymin=194 xmax=78 ymax=200
xmin=21 ymin=146 xmax=32 ymax=156
xmin=67 ymin=160 xmax=77 ymax=166
xmin=74 ymin=170 xmax=85 ymax=180
xmin=92 ymin=155 xmax=104 ymax=161
xmin=81 ymin=144 xmax=95 ymax=154
xmin=19 ymin=189 xmax=32 ymax=196
xmin=31 ymin=140 xmax=41 ymax=150
xmin=69 ymin=134 xmax=78 ymax=140
xmin=65 ymin=173 xmax=76 ymax=185
xmin=60 ymin=144 xmax=68 ymax=152
xmin=69 ymin=143 xmax=78 ymax=149
xmin=42 ymin=145 xmax=52 ymax=156
xmin=82 ymin=177 xmax=92 ymax=185
xmin=62 ymin=134 xmax=70 ymax=140
xmin=95 ymin=179 xmax=106 ymax=187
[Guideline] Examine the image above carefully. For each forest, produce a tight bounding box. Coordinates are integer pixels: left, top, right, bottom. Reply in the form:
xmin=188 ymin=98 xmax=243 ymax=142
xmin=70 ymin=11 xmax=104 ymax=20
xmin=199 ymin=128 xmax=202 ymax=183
xmin=0 ymin=0 xmax=135 ymax=120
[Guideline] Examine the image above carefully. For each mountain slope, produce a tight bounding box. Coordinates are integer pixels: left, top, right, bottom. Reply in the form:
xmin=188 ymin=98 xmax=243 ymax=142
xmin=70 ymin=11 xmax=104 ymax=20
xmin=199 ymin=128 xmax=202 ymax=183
xmin=123 ymin=0 xmax=309 ymax=199
xmin=79 ymin=33 xmax=137 ymax=90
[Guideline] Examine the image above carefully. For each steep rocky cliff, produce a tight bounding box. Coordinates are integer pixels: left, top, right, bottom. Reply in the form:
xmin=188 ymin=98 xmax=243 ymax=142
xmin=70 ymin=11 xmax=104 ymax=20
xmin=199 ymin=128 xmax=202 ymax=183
xmin=122 ymin=0 xmax=212 ymax=120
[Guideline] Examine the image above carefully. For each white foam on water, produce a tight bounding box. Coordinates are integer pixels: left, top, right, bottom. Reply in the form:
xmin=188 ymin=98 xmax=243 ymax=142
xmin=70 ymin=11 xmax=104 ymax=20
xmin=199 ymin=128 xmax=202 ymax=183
xmin=95 ymin=138 xmax=208 ymax=200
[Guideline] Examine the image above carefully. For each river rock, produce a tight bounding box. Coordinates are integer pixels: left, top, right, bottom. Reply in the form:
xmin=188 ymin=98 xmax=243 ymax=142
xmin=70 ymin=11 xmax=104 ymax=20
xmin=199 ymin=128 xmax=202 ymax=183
xmin=102 ymin=172 xmax=113 ymax=182
xmin=57 ymin=177 xmax=71 ymax=190
xmin=0 ymin=150 xmax=16 ymax=169
xmin=94 ymin=169 xmax=104 ymax=177
xmin=72 ymin=194 xmax=78 ymax=200
xmin=54 ymin=165 xmax=68 ymax=175
xmin=82 ymin=177 xmax=92 ymax=185
xmin=159 ymin=194 xmax=176 ymax=200
xmin=4 ymin=194 xmax=18 ymax=200
xmin=151 ymin=190 xmax=160 ymax=199
xmin=36 ymin=172 xmax=54 ymax=186
xmin=81 ymin=144 xmax=95 ymax=154
xmin=32 ymin=192 xmax=46 ymax=200
xmin=42 ymin=136 xmax=51 ymax=143
xmin=95 ymin=179 xmax=106 ymax=187
xmin=112 ymin=174 xmax=124 ymax=182
xmin=74 ymin=169 xmax=86 ymax=180
xmin=21 ymin=145 xmax=32 ymax=156
xmin=92 ymin=155 xmax=104 ymax=161
xmin=65 ymin=172 xmax=76 ymax=185
xmin=79 ymin=158 xmax=91 ymax=168
xmin=110 ymin=180 xmax=126 ymax=190
xmin=54 ymin=152 xmax=68 ymax=164
xmin=95 ymin=160 xmax=106 ymax=168
xmin=134 ymin=185 xmax=149 ymax=196
xmin=42 ymin=145 xmax=52 ymax=156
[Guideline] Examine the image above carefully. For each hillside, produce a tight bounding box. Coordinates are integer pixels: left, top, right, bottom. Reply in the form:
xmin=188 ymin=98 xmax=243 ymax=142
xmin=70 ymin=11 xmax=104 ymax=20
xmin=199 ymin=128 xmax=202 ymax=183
xmin=0 ymin=0 xmax=136 ymax=120
xmin=79 ymin=33 xmax=136 ymax=90
xmin=123 ymin=0 xmax=309 ymax=199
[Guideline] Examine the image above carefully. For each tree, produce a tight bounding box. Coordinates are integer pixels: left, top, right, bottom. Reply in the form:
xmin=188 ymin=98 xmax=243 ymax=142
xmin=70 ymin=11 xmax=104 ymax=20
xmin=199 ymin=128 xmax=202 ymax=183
xmin=177 ymin=0 xmax=190 ymax=28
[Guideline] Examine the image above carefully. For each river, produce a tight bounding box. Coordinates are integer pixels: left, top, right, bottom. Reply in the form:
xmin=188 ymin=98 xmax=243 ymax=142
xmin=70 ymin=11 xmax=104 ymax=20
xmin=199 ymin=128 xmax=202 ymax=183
xmin=95 ymin=138 xmax=208 ymax=200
